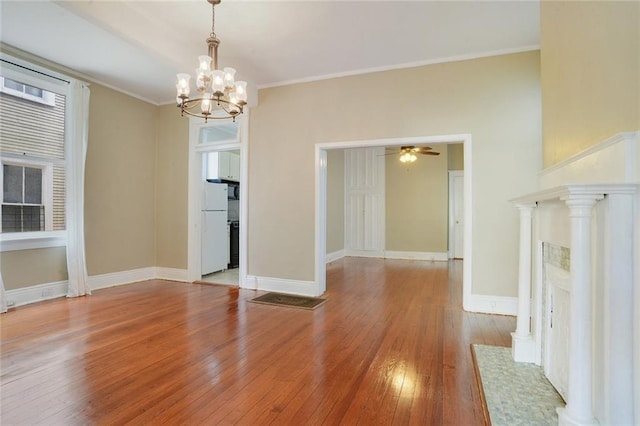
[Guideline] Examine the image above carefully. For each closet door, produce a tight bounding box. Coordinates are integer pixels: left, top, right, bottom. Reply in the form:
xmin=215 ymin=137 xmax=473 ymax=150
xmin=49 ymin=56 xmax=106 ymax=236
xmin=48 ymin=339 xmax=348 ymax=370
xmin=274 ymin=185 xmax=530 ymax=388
xmin=344 ymin=147 xmax=385 ymax=257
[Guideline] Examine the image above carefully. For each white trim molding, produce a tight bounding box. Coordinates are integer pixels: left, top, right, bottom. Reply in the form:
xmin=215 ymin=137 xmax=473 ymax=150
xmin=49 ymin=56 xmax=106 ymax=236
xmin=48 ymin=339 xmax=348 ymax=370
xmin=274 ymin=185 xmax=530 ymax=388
xmin=326 ymin=249 xmax=345 ymax=263
xmin=246 ymin=275 xmax=318 ymax=297
xmin=88 ymin=267 xmax=156 ymax=291
xmin=539 ymin=131 xmax=639 ymax=189
xmin=343 ymin=249 xmax=385 ymax=258
xmin=511 ymin=183 xmax=638 ymax=426
xmin=316 ymin=133 xmax=474 ymax=309
xmin=384 ymin=251 xmax=448 ymax=261
xmin=155 ymin=267 xmax=189 ymax=282
xmin=511 ymin=202 xmax=538 ymax=363
xmin=3 ymin=267 xmax=191 ymax=310
xmin=4 ymin=280 xmax=68 ymax=308
xmin=258 ymin=46 xmax=539 ymax=90
xmin=466 ymin=295 xmax=518 ymax=316
xmin=0 ymin=230 xmax=66 ymax=252
xmin=187 ymin=113 xmax=249 ymax=287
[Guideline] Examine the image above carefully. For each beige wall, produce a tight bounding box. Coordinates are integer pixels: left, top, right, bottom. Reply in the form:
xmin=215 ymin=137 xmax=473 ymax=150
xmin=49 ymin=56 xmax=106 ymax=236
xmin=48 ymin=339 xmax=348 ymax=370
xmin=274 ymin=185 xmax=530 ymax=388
xmin=2 ymin=85 xmax=181 ymax=289
xmin=2 ymin=49 xmax=541 ymax=301
xmin=1 ymin=46 xmax=164 ymax=289
xmin=386 ymin=148 xmax=448 ymax=252
xmin=154 ymin=105 xmax=189 ymax=269
xmin=326 ymin=149 xmax=344 ymax=255
xmin=84 ymin=84 xmax=157 ymax=275
xmin=541 ymin=1 xmax=640 ymax=167
xmin=250 ymin=51 xmax=541 ymax=297
xmin=448 ymin=144 xmax=464 ymax=170
xmin=1 ymin=248 xmax=67 ymax=290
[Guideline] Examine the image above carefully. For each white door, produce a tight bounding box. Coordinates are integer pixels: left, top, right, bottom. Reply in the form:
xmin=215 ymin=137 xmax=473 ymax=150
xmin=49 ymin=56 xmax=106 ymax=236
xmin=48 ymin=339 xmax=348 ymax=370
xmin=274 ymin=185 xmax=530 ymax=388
xmin=449 ymin=171 xmax=464 ymax=259
xmin=344 ymin=147 xmax=385 ymax=257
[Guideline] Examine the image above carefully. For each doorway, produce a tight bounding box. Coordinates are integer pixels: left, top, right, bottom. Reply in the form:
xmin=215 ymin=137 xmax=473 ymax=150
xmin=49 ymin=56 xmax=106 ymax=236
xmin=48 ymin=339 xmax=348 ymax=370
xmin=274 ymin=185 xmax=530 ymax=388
xmin=315 ymin=134 xmax=473 ymax=310
xmin=200 ymin=148 xmax=241 ymax=286
xmin=187 ymin=116 xmax=249 ymax=288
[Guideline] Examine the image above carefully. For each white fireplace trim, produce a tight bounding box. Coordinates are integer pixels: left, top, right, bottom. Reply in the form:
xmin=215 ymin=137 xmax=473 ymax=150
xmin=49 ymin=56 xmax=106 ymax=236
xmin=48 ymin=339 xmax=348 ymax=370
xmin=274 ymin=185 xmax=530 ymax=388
xmin=512 ymin=183 xmax=638 ymax=426
xmin=539 ymin=131 xmax=639 ymax=189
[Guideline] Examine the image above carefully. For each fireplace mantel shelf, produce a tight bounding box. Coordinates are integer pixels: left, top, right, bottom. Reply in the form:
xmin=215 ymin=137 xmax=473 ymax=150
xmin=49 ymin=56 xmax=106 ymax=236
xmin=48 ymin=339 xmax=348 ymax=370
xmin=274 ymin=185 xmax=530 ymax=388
xmin=510 ymin=183 xmax=638 ymax=205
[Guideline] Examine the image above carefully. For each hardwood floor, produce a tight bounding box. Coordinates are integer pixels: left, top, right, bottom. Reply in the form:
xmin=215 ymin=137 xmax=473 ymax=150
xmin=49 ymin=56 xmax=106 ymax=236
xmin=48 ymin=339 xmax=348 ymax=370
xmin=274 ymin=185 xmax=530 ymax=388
xmin=1 ymin=258 xmax=514 ymax=425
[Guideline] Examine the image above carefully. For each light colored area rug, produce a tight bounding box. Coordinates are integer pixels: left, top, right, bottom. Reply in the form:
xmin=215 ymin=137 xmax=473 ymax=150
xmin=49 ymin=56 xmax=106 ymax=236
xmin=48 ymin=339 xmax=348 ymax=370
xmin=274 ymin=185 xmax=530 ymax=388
xmin=472 ymin=344 xmax=565 ymax=426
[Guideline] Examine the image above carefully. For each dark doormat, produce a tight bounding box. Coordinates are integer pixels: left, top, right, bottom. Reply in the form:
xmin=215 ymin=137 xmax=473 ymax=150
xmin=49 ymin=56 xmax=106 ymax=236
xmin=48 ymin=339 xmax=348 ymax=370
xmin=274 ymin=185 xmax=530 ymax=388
xmin=249 ymin=292 xmax=327 ymax=310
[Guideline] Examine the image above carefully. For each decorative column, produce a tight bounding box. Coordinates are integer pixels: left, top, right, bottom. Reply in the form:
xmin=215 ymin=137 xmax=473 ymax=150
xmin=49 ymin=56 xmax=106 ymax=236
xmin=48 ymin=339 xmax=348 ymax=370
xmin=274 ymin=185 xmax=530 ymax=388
xmin=557 ymin=195 xmax=602 ymax=426
xmin=512 ymin=202 xmax=537 ymax=362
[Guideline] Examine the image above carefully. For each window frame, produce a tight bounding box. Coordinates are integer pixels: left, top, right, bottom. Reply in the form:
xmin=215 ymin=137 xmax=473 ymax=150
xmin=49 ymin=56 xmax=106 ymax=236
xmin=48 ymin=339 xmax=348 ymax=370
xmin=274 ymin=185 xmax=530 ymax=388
xmin=0 ymin=55 xmax=70 ymax=252
xmin=0 ymin=76 xmax=57 ymax=107
xmin=1 ymin=156 xmax=55 ymax=233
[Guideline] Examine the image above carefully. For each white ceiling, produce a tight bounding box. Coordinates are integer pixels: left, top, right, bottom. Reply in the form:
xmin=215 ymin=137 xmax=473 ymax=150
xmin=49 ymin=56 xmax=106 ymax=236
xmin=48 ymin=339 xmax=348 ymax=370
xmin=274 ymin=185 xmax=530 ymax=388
xmin=0 ymin=1 xmax=540 ymax=105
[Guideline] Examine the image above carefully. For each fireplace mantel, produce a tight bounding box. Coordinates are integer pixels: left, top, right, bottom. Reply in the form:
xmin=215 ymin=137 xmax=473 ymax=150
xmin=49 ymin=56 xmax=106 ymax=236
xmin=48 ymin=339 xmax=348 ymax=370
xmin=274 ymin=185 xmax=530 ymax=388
xmin=511 ymin=183 xmax=637 ymax=205
xmin=510 ymin=182 xmax=638 ymax=426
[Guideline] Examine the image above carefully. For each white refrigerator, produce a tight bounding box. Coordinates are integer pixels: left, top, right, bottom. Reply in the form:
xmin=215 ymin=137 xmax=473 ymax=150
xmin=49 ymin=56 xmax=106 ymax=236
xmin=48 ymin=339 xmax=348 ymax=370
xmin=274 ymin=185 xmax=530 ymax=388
xmin=202 ymin=182 xmax=228 ymax=275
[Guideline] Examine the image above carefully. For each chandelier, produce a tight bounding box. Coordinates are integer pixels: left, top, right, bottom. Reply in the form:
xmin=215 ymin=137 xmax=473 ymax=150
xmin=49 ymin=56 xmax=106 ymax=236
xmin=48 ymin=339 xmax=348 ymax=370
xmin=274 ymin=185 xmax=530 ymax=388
xmin=176 ymin=0 xmax=247 ymax=122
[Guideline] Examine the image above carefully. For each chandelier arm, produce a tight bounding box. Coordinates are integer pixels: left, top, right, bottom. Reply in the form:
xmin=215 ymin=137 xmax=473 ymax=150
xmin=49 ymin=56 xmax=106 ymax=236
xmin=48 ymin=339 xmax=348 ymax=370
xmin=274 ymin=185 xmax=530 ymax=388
xmin=179 ymin=96 xmax=243 ymax=121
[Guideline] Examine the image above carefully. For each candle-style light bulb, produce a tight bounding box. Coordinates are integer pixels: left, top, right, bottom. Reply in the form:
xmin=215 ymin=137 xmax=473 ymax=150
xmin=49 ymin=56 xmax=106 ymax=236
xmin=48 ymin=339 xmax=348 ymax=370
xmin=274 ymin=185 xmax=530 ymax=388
xmin=176 ymin=73 xmax=191 ymax=98
xmin=223 ymin=67 xmax=236 ymax=89
xmin=234 ymin=81 xmax=247 ymax=105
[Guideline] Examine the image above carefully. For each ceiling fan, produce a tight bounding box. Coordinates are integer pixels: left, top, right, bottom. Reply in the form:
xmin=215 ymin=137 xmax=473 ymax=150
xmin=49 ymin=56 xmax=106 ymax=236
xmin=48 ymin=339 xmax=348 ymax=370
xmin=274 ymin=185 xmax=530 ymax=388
xmin=386 ymin=146 xmax=440 ymax=163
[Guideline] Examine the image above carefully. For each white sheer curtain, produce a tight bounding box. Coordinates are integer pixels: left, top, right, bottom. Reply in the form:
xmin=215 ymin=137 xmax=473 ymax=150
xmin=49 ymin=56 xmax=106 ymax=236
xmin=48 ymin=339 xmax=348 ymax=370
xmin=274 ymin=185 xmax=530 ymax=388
xmin=66 ymin=80 xmax=91 ymax=298
xmin=0 ymin=271 xmax=7 ymax=313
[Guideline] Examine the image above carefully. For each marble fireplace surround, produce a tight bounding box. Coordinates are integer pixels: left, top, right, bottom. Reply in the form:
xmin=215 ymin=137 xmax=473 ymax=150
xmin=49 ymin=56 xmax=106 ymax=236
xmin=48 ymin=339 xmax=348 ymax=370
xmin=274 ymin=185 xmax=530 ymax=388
xmin=510 ymin=132 xmax=639 ymax=426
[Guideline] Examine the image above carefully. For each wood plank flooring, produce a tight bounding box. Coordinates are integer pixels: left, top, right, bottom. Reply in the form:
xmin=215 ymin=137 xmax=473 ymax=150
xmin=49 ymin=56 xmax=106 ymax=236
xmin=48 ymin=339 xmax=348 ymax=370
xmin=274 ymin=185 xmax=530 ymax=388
xmin=1 ymin=258 xmax=514 ymax=425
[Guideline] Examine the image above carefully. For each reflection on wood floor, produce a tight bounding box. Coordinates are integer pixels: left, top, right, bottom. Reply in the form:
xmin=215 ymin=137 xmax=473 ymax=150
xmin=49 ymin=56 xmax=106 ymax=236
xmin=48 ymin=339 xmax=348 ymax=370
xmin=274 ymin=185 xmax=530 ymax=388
xmin=0 ymin=257 xmax=514 ymax=424
xmin=200 ymin=268 xmax=239 ymax=286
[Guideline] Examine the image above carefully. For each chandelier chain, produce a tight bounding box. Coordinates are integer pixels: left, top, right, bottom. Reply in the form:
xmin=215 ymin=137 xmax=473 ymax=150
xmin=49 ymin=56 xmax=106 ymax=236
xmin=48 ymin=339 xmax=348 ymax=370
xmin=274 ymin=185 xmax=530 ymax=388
xmin=210 ymin=2 xmax=216 ymax=38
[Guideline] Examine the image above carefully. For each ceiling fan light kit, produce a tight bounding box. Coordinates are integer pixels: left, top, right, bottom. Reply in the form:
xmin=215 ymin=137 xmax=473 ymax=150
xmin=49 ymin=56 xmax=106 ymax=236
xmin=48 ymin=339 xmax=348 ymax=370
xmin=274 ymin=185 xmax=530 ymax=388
xmin=176 ymin=0 xmax=247 ymax=122
xmin=400 ymin=152 xmax=417 ymax=163
xmin=394 ymin=145 xmax=440 ymax=163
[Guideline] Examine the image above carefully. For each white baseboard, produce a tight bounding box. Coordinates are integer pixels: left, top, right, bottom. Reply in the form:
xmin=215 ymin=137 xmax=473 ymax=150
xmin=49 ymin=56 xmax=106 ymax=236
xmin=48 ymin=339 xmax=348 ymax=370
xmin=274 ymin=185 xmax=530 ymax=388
xmin=4 ymin=280 xmax=68 ymax=308
xmin=3 ymin=267 xmax=190 ymax=310
xmin=155 ymin=267 xmax=188 ymax=282
xmin=326 ymin=249 xmax=345 ymax=263
xmin=246 ymin=275 xmax=319 ymax=297
xmin=384 ymin=251 xmax=448 ymax=261
xmin=344 ymin=249 xmax=385 ymax=258
xmin=89 ymin=267 xmax=156 ymax=291
xmin=466 ymin=294 xmax=518 ymax=316
xmin=343 ymin=250 xmax=449 ymax=261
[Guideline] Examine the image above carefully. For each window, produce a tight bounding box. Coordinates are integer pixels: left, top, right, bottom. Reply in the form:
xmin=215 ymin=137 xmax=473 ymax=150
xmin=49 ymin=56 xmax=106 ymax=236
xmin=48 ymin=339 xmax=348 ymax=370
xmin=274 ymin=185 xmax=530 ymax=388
xmin=1 ymin=160 xmax=54 ymax=232
xmin=0 ymin=56 xmax=69 ymax=250
xmin=3 ymin=164 xmax=43 ymax=232
xmin=0 ymin=76 xmax=56 ymax=106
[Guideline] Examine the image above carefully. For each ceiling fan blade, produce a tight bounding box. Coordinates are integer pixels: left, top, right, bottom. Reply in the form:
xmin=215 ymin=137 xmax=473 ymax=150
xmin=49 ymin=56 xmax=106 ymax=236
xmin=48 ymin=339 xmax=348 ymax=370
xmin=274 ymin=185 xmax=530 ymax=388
xmin=414 ymin=147 xmax=433 ymax=152
xmin=421 ymin=151 xmax=440 ymax=155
